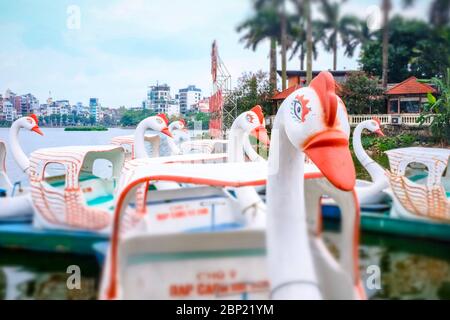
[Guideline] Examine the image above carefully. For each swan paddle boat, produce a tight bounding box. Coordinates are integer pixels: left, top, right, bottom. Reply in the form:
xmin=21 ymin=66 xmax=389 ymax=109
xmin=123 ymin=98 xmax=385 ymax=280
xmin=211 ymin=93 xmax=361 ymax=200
xmin=169 ymin=118 xmax=191 ymax=146
xmin=0 ymin=114 xmax=175 ymax=251
xmin=0 ymin=115 xmax=45 ymax=222
xmin=0 ymin=109 xmax=269 ymax=254
xmin=99 ymin=71 xmax=365 ymax=300
xmin=322 ymin=118 xmax=390 ymax=213
xmin=326 ymin=147 xmax=450 ymax=242
xmin=110 ymin=134 xmax=161 ymax=161
xmin=0 ymin=139 xmax=35 ymax=222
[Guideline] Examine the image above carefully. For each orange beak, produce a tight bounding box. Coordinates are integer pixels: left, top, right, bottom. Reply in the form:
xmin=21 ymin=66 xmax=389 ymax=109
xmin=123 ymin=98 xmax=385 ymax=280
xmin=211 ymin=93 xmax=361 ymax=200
xmin=374 ymin=129 xmax=385 ymax=137
xmin=303 ymin=129 xmax=355 ymax=191
xmin=31 ymin=126 xmax=44 ymax=136
xmin=161 ymin=127 xmax=173 ymax=138
xmin=250 ymin=126 xmax=270 ymax=146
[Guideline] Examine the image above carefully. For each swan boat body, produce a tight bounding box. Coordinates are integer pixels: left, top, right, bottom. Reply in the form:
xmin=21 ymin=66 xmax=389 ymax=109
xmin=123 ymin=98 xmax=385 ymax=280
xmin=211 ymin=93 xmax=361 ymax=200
xmin=322 ymin=118 xmax=390 ymax=212
xmin=110 ymin=134 xmax=161 ymax=161
xmin=99 ymin=163 xmax=362 ymax=299
xmin=325 ymin=147 xmax=450 ymax=242
xmin=0 ymin=140 xmax=34 ymax=222
xmin=99 ymin=71 xmax=365 ymax=300
xmin=0 ymin=111 xmax=264 ymax=253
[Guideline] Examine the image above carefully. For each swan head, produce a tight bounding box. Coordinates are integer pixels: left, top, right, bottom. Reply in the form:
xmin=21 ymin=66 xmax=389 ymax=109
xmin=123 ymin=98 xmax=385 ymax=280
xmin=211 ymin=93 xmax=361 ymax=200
xmin=234 ymin=105 xmax=270 ymax=146
xmin=169 ymin=119 xmax=187 ymax=132
xmin=15 ymin=114 xmax=43 ymax=136
xmin=365 ymin=117 xmax=385 ymax=136
xmin=280 ymin=71 xmax=355 ymax=191
xmin=138 ymin=113 xmax=173 ymax=138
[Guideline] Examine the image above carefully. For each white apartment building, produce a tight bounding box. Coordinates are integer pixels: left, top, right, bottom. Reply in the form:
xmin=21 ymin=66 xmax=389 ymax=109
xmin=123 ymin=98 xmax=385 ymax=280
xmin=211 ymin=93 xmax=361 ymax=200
xmin=167 ymin=102 xmax=180 ymax=117
xmin=178 ymin=85 xmax=202 ymax=114
xmin=3 ymin=101 xmax=16 ymax=122
xmin=147 ymin=84 xmax=172 ymax=114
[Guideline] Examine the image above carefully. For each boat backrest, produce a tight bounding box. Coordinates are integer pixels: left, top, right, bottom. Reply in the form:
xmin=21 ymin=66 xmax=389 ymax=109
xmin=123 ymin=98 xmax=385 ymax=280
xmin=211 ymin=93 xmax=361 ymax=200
xmin=0 ymin=141 xmax=6 ymax=174
xmin=304 ymin=177 xmax=364 ymax=300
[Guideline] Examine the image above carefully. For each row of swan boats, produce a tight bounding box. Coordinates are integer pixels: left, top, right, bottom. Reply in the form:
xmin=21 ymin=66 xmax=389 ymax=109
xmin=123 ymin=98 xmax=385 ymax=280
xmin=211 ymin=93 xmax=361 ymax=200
xmin=0 ymin=71 xmax=448 ymax=299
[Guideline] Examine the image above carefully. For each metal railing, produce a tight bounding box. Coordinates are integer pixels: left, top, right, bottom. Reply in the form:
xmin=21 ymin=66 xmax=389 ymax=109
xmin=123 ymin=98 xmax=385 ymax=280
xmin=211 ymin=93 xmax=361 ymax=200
xmin=265 ymin=114 xmax=433 ymax=128
xmin=348 ymin=114 xmax=433 ymax=127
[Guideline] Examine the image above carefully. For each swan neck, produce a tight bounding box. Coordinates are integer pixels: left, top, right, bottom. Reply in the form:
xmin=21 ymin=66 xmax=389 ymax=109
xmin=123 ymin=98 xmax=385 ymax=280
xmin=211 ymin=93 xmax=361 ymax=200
xmin=9 ymin=121 xmax=30 ymax=173
xmin=227 ymin=123 xmax=245 ymax=162
xmin=266 ymin=114 xmax=320 ymax=299
xmin=134 ymin=122 xmax=149 ymax=159
xmin=353 ymin=124 xmax=385 ymax=182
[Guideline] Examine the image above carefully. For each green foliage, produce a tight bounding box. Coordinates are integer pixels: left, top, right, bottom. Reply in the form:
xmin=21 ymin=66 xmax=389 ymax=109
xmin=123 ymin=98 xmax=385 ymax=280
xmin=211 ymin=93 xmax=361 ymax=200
xmin=315 ymin=0 xmax=360 ymax=69
xmin=223 ymin=71 xmax=273 ymax=128
xmin=186 ymin=112 xmax=210 ymax=130
xmin=360 ymin=16 xmax=450 ymax=82
xmin=418 ymin=68 xmax=450 ymax=145
xmin=340 ymin=71 xmax=385 ymax=114
xmin=64 ymin=126 xmax=108 ymax=131
xmin=350 ymin=132 xmax=416 ymax=180
xmin=373 ymin=134 xmax=416 ymax=153
xmin=120 ymin=109 xmax=156 ymax=127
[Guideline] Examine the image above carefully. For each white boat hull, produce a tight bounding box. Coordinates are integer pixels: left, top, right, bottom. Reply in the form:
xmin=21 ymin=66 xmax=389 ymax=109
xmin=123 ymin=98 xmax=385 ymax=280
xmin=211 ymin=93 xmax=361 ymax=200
xmin=0 ymin=193 xmax=34 ymax=219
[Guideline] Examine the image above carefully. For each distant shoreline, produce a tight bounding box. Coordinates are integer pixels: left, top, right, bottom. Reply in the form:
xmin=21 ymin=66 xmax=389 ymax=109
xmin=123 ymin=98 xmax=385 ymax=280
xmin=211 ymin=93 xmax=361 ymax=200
xmin=64 ymin=126 xmax=108 ymax=131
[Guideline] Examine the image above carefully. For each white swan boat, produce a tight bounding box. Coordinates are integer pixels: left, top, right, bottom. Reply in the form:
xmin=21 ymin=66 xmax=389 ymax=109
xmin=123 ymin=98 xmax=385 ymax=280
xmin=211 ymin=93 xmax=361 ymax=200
xmin=0 ymin=139 xmax=34 ymax=221
xmin=169 ymin=118 xmax=190 ymax=146
xmin=324 ymin=145 xmax=450 ymax=242
xmin=322 ymin=118 xmax=390 ymax=212
xmin=0 ymin=115 xmax=45 ymax=221
xmin=99 ymin=71 xmax=365 ymax=300
xmin=387 ymin=147 xmax=450 ymax=221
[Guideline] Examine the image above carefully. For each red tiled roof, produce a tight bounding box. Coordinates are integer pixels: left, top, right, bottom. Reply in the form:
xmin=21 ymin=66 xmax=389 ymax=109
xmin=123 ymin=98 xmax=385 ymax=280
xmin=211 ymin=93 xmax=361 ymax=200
xmin=386 ymin=77 xmax=436 ymax=95
xmin=272 ymin=84 xmax=302 ymax=100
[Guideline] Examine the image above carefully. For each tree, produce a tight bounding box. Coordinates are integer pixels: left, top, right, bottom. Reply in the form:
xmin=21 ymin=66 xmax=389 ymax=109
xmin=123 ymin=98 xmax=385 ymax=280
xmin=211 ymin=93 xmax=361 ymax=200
xmin=360 ymin=16 xmax=450 ymax=82
xmin=429 ymin=0 xmax=450 ymax=27
xmin=340 ymin=72 xmax=385 ymax=114
xmin=237 ymin=3 xmax=280 ymax=93
xmin=119 ymin=109 xmax=155 ymax=127
xmin=381 ymin=0 xmax=391 ymax=88
xmin=224 ymin=71 xmax=273 ymax=126
xmin=237 ymin=0 xmax=295 ymax=92
xmin=418 ymin=68 xmax=450 ymax=145
xmin=316 ymin=0 xmax=360 ymax=70
xmin=289 ymin=0 xmax=322 ymax=71
xmin=187 ymin=112 xmax=210 ymax=130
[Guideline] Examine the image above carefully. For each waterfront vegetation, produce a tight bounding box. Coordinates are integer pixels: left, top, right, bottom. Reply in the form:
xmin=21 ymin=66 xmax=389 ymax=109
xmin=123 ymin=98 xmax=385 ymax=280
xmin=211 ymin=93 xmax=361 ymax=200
xmin=64 ymin=126 xmax=108 ymax=131
xmin=418 ymin=68 xmax=450 ymax=145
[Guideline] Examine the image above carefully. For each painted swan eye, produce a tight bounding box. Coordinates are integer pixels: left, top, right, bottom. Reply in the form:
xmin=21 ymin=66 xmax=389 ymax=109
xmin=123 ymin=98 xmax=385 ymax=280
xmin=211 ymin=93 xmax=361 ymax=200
xmin=293 ymin=100 xmax=303 ymax=120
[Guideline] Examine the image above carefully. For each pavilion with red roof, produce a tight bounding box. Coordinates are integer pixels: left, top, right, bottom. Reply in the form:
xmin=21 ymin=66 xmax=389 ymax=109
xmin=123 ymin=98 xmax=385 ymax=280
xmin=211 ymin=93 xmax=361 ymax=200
xmin=386 ymin=76 xmax=436 ymax=114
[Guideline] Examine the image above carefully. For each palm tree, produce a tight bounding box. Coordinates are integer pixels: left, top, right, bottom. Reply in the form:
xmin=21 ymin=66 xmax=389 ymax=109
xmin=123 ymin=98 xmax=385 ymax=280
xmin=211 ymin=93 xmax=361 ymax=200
xmin=316 ymin=0 xmax=360 ymax=71
xmin=429 ymin=0 xmax=450 ymax=27
xmin=381 ymin=0 xmax=391 ymax=88
xmin=404 ymin=0 xmax=449 ymax=27
xmin=290 ymin=0 xmax=315 ymax=84
xmin=289 ymin=19 xmax=322 ymax=71
xmin=237 ymin=6 xmax=280 ymax=93
xmin=254 ymin=0 xmax=290 ymax=90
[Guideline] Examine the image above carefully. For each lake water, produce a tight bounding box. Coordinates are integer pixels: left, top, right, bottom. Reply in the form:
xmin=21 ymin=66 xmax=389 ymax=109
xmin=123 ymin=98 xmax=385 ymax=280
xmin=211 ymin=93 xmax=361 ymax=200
xmin=0 ymin=128 xmax=449 ymax=300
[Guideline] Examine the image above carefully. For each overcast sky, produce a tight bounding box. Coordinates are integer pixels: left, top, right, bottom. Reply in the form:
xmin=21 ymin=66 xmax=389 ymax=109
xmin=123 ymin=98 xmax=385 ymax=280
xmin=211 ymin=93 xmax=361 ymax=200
xmin=0 ymin=0 xmax=428 ymax=108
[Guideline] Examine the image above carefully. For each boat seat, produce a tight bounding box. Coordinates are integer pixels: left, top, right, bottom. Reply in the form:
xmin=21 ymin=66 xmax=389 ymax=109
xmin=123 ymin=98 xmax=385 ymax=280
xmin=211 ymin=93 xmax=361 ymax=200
xmin=80 ymin=177 xmax=115 ymax=211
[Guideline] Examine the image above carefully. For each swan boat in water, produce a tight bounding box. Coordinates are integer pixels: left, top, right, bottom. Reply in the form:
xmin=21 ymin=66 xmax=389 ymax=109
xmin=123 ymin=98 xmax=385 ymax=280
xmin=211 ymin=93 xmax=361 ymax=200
xmin=0 ymin=140 xmax=34 ymax=222
xmin=322 ymin=118 xmax=390 ymax=212
xmin=0 ymin=109 xmax=270 ymax=253
xmin=325 ymin=146 xmax=450 ymax=242
xmin=99 ymin=72 xmax=364 ymax=299
xmin=0 ymin=116 xmax=43 ymax=222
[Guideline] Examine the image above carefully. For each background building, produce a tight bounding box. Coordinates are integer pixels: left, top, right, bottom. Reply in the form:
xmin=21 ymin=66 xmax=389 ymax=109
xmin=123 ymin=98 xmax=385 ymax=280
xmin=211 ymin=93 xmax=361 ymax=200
xmin=178 ymin=85 xmax=202 ymax=114
xmin=89 ymin=98 xmax=102 ymax=122
xmin=195 ymin=97 xmax=210 ymax=113
xmin=147 ymin=83 xmax=171 ymax=113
